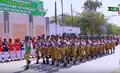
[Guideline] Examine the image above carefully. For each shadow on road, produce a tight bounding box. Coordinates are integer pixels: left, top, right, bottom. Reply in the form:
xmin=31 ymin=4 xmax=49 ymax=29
xmin=13 ymin=70 xmax=25 ymax=73
xmin=13 ymin=52 xmax=115 ymax=73
xmin=29 ymin=62 xmax=60 ymax=73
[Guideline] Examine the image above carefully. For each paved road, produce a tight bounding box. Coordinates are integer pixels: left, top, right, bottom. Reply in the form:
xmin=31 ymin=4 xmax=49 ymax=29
xmin=0 ymin=45 xmax=120 ymax=73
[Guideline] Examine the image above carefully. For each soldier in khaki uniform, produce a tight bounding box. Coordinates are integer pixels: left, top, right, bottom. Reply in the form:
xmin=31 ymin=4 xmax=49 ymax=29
xmin=65 ymin=36 xmax=72 ymax=64
xmin=35 ymin=36 xmax=41 ymax=64
xmin=112 ymin=36 xmax=116 ymax=53
xmin=80 ymin=37 xmax=86 ymax=61
xmin=58 ymin=36 xmax=67 ymax=67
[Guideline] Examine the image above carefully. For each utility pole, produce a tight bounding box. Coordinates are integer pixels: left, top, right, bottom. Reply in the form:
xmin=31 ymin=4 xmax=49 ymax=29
xmin=29 ymin=0 xmax=32 ymax=37
xmin=61 ymin=0 xmax=64 ymax=33
xmin=55 ymin=1 xmax=57 ymax=35
xmin=71 ymin=4 xmax=73 ymax=26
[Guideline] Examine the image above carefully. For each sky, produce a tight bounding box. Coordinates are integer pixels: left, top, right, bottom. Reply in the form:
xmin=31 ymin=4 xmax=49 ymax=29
xmin=42 ymin=0 xmax=120 ymax=26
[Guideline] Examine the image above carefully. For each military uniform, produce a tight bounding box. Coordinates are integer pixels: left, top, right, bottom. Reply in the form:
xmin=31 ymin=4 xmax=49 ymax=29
xmin=80 ymin=38 xmax=86 ymax=60
xmin=35 ymin=38 xmax=41 ymax=64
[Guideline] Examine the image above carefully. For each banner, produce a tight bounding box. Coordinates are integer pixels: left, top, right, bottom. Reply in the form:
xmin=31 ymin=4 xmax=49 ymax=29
xmin=0 ymin=0 xmax=45 ymax=16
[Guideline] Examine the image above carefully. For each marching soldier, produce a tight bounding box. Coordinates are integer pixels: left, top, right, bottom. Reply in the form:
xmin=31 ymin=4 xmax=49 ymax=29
xmin=86 ymin=37 xmax=92 ymax=59
xmin=107 ymin=36 xmax=111 ymax=54
xmin=103 ymin=36 xmax=108 ymax=55
xmin=80 ymin=37 xmax=86 ymax=61
xmin=91 ymin=37 xmax=96 ymax=58
xmin=24 ymin=36 xmax=31 ymax=70
xmin=112 ymin=36 xmax=116 ymax=53
xmin=50 ymin=36 xmax=60 ymax=66
xmin=35 ymin=36 xmax=41 ymax=64
xmin=65 ymin=36 xmax=72 ymax=64
xmin=41 ymin=36 xmax=49 ymax=64
xmin=59 ymin=36 xmax=67 ymax=67
xmin=72 ymin=37 xmax=79 ymax=64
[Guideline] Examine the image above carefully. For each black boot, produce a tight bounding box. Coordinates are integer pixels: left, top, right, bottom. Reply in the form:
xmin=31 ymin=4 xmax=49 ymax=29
xmin=56 ymin=64 xmax=59 ymax=66
xmin=61 ymin=59 xmax=64 ymax=63
xmin=46 ymin=60 xmax=49 ymax=64
xmin=42 ymin=61 xmax=45 ymax=64
xmin=67 ymin=61 xmax=70 ymax=64
xmin=36 ymin=61 xmax=39 ymax=64
xmin=70 ymin=57 xmax=73 ymax=61
xmin=36 ymin=56 xmax=40 ymax=64
xmin=46 ymin=57 xmax=49 ymax=64
xmin=79 ymin=59 xmax=82 ymax=62
xmin=51 ymin=62 xmax=54 ymax=65
xmin=51 ymin=59 xmax=55 ymax=65
xmin=63 ymin=63 xmax=67 ymax=67
xmin=42 ymin=57 xmax=45 ymax=64
xmin=73 ymin=61 xmax=76 ymax=64
xmin=24 ymin=66 xmax=29 ymax=70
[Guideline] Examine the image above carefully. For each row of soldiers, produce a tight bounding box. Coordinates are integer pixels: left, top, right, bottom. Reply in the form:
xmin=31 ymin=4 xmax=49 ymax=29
xmin=24 ymin=34 xmax=117 ymax=70
xmin=0 ymin=34 xmax=117 ymax=70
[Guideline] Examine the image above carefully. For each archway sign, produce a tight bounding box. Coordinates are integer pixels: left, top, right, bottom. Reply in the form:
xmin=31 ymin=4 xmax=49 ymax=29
xmin=0 ymin=0 xmax=45 ymax=16
xmin=108 ymin=4 xmax=120 ymax=14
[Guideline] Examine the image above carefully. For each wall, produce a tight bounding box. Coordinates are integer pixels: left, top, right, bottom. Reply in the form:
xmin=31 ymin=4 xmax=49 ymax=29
xmin=49 ymin=23 xmax=80 ymax=35
xmin=0 ymin=12 xmax=47 ymax=39
xmin=0 ymin=11 xmax=80 ymax=39
xmin=0 ymin=12 xmax=4 ymax=38
xmin=33 ymin=16 xmax=47 ymax=37
xmin=9 ymin=13 xmax=29 ymax=39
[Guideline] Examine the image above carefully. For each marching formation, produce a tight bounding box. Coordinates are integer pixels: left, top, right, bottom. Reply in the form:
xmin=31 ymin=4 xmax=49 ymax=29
xmin=0 ymin=34 xmax=118 ymax=70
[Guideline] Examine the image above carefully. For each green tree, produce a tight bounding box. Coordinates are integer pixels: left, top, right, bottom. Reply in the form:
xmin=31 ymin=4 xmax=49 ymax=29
xmin=79 ymin=11 xmax=106 ymax=34
xmin=83 ymin=0 xmax=102 ymax=11
xmin=78 ymin=0 xmax=106 ymax=35
xmin=106 ymin=23 xmax=120 ymax=35
xmin=50 ymin=0 xmax=105 ymax=35
xmin=50 ymin=14 xmax=80 ymax=27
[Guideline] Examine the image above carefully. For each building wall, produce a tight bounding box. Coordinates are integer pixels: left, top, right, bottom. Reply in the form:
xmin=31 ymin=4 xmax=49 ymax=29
xmin=0 ymin=12 xmax=47 ymax=39
xmin=0 ymin=12 xmax=4 ymax=38
xmin=33 ymin=16 xmax=47 ymax=37
xmin=9 ymin=13 xmax=29 ymax=39
xmin=0 ymin=12 xmax=80 ymax=39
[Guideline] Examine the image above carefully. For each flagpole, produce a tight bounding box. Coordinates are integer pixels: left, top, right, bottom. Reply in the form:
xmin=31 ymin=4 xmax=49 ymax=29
xmin=61 ymin=0 xmax=64 ymax=33
xmin=55 ymin=1 xmax=57 ymax=35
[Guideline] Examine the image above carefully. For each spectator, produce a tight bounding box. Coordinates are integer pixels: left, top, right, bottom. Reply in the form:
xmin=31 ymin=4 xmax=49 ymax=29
xmin=8 ymin=38 xmax=15 ymax=61
xmin=3 ymin=38 xmax=9 ymax=62
xmin=0 ymin=37 xmax=3 ymax=62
